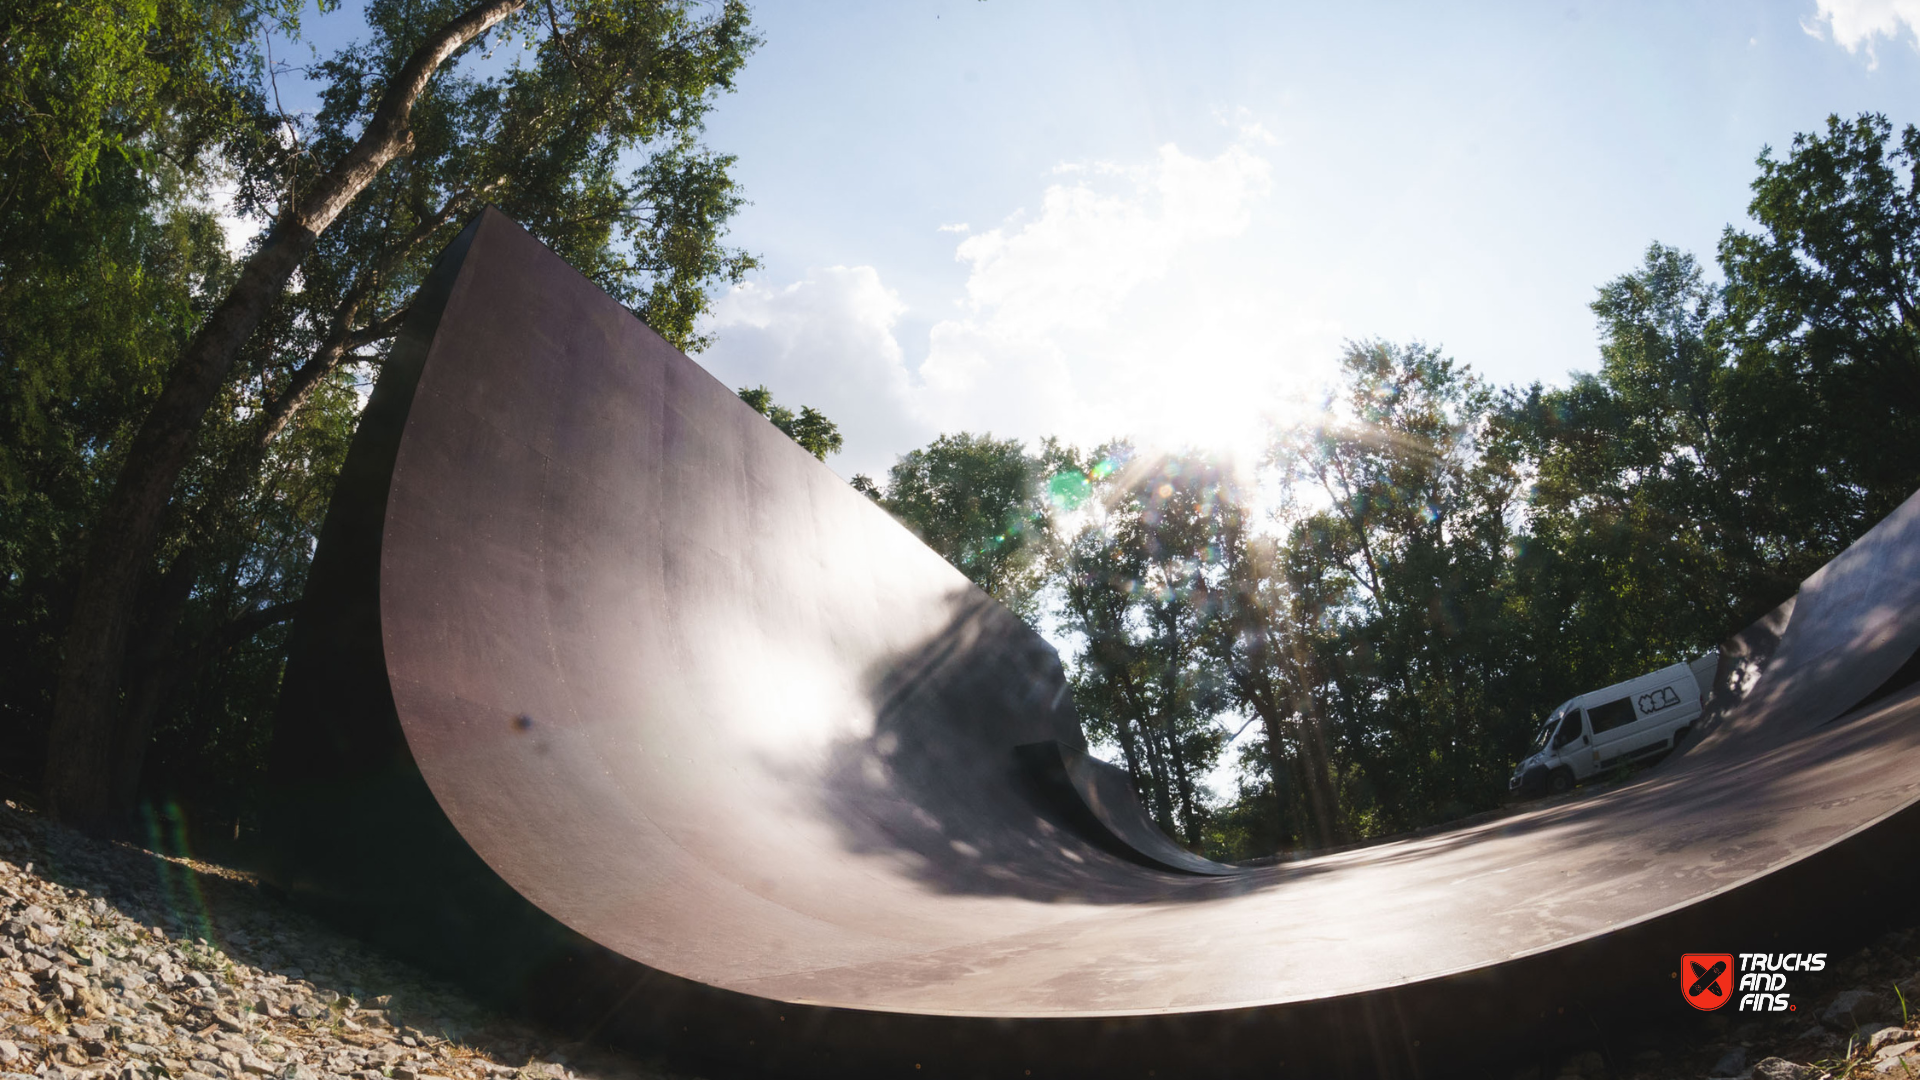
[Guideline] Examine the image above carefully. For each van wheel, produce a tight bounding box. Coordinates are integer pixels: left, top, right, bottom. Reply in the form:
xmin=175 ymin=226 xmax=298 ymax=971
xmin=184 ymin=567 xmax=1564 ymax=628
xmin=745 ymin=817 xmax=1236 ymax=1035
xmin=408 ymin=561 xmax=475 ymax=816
xmin=1547 ymin=767 xmax=1575 ymax=795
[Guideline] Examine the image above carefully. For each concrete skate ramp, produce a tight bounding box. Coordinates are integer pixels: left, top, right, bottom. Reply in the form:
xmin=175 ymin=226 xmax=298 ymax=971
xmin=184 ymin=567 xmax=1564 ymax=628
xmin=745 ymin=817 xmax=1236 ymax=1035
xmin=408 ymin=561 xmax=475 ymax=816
xmin=265 ymin=209 xmax=1920 ymax=1078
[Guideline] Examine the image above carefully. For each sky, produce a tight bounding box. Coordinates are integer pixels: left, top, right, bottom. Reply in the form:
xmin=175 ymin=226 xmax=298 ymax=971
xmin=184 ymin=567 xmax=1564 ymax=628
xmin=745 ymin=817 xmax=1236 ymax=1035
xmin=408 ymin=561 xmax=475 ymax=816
xmin=666 ymin=0 xmax=1920 ymax=481
xmin=264 ymin=2 xmax=1920 ymax=479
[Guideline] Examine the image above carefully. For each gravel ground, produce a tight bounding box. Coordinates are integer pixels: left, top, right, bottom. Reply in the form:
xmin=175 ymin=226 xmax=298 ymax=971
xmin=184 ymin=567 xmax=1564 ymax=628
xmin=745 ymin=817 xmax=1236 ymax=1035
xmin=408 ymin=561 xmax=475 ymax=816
xmin=1 ymin=795 xmax=1917 ymax=1080
xmin=0 ymin=800 xmax=692 ymax=1080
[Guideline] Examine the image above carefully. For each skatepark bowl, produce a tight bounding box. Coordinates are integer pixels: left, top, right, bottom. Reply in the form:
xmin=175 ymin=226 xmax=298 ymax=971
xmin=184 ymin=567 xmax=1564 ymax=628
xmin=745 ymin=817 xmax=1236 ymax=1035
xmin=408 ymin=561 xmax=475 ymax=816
xmin=263 ymin=209 xmax=1920 ymax=1079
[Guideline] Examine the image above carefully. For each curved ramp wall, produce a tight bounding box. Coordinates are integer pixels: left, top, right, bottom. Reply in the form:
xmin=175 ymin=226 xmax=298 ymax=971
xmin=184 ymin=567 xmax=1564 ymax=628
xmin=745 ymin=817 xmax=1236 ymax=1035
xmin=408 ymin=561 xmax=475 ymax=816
xmin=266 ymin=209 xmax=1920 ymax=1078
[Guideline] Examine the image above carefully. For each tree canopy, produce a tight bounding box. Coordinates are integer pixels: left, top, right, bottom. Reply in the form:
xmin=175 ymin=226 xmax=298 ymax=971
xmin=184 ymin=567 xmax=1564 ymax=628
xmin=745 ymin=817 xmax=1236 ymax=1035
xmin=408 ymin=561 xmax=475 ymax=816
xmin=737 ymin=385 xmax=843 ymax=460
xmin=1 ymin=0 xmax=762 ymax=831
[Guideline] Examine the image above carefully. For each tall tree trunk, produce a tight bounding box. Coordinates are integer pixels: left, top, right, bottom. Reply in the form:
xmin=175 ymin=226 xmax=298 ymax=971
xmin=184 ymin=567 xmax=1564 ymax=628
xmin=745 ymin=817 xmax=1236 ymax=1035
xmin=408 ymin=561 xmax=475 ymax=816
xmin=1113 ymin=704 xmax=1145 ymax=794
xmin=111 ymin=554 xmax=198 ymax=828
xmin=1298 ymin=707 xmax=1342 ymax=846
xmin=43 ymin=0 xmax=525 ymax=828
xmin=1251 ymin=697 xmax=1304 ymax=850
xmin=115 ymin=573 xmax=302 ymax=824
xmin=1139 ymin=718 xmax=1176 ymax=836
xmin=1161 ymin=711 xmax=1202 ymax=845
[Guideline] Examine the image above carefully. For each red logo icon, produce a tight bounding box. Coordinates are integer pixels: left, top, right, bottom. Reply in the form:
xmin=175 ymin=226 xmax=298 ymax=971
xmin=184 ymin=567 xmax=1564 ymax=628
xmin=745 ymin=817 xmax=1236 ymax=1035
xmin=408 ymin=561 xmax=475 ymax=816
xmin=1683 ymin=953 xmax=1735 ymax=1010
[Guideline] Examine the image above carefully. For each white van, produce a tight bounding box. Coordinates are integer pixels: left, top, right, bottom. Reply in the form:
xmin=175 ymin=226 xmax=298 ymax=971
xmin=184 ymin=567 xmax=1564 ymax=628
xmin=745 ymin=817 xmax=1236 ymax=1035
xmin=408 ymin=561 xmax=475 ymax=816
xmin=1510 ymin=651 xmax=1718 ymax=797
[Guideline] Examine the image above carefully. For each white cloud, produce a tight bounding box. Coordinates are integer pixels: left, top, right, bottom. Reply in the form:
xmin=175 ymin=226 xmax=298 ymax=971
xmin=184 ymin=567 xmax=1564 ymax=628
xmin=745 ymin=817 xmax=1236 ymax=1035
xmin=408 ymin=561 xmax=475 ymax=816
xmin=699 ymin=130 xmax=1346 ymax=480
xmin=936 ymin=222 xmax=971 ymax=233
xmin=696 ymin=266 xmax=928 ymax=478
xmin=915 ymin=137 xmax=1334 ymax=462
xmin=1805 ymin=0 xmax=1920 ymax=65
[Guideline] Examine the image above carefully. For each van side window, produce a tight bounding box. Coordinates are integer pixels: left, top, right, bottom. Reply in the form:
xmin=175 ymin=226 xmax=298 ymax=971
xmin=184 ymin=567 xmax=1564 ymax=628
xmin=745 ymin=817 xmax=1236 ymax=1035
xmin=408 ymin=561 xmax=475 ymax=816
xmin=1587 ymin=697 xmax=1637 ymax=734
xmin=1552 ymin=712 xmax=1584 ymax=749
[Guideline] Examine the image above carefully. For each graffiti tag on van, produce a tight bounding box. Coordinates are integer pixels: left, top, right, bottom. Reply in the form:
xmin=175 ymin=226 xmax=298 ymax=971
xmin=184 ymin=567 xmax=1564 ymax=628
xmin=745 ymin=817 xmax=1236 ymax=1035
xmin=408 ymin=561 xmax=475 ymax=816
xmin=1638 ymin=686 xmax=1683 ymax=714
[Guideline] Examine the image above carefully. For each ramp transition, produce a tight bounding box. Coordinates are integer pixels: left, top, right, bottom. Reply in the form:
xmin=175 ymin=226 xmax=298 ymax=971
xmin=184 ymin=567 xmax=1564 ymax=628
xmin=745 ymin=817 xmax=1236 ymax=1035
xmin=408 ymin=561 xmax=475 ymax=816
xmin=264 ymin=209 xmax=1920 ymax=1078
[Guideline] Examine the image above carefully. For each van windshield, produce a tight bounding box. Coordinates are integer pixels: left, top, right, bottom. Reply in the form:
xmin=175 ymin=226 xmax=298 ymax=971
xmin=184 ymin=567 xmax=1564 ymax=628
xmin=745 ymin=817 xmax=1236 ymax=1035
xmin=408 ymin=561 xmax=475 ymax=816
xmin=1531 ymin=703 xmax=1572 ymax=752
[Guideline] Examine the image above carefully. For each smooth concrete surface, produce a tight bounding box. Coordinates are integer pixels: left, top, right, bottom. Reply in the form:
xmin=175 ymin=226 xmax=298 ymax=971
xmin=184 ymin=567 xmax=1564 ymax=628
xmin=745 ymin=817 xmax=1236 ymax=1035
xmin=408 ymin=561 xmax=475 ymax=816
xmin=265 ymin=209 xmax=1920 ymax=1077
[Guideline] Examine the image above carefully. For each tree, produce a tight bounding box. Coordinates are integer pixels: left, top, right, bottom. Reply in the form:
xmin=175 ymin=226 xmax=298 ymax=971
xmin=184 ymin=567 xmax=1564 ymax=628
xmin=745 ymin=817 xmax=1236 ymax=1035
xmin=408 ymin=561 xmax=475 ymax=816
xmin=1718 ymin=112 xmax=1920 ymax=537
xmin=871 ymin=433 xmax=1060 ymax=616
xmin=736 ymin=386 xmax=843 ymax=460
xmin=1497 ymin=247 xmax=1742 ymax=690
xmin=1208 ymin=516 xmax=1345 ymax=850
xmin=1056 ymin=443 xmax=1234 ymax=847
xmin=0 ymin=0 xmax=293 ymax=237
xmin=32 ymin=0 xmax=761 ymax=828
xmin=1 ymin=0 xmax=284 ymax=802
xmin=1269 ymin=341 xmax=1525 ymax=834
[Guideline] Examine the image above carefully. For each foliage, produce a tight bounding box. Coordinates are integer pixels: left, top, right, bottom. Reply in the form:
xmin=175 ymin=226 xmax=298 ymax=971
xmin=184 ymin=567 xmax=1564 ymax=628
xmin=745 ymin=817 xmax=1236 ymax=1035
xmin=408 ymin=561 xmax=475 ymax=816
xmin=869 ymin=433 xmax=1064 ymax=616
xmin=2 ymin=0 xmax=762 ymax=829
xmin=0 ymin=0 xmax=274 ymax=791
xmin=736 ymin=385 xmax=842 ymax=460
xmin=0 ymin=0 xmax=295 ymax=223
xmin=1717 ymin=112 xmax=1920 ymax=544
xmin=1262 ymin=342 xmax=1527 ymax=834
xmin=0 ymin=166 xmax=238 ymax=786
xmin=1056 ymin=444 xmax=1234 ymax=844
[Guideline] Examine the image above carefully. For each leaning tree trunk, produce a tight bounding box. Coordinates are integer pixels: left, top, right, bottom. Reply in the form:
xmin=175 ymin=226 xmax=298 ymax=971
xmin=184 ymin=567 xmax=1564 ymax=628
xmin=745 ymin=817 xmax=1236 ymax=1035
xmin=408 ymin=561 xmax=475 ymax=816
xmin=43 ymin=0 xmax=525 ymax=829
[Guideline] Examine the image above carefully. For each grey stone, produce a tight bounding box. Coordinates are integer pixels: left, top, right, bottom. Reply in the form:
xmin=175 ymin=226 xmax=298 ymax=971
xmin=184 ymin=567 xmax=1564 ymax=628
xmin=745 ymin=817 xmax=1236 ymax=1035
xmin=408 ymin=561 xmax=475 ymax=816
xmin=1878 ymin=1051 xmax=1920 ymax=1075
xmin=1878 ymin=1039 xmax=1920 ymax=1061
xmin=1752 ymin=1059 xmax=1821 ymax=1080
xmin=1868 ymin=1025 xmax=1912 ymax=1051
xmin=1824 ymin=988 xmax=1892 ymax=1029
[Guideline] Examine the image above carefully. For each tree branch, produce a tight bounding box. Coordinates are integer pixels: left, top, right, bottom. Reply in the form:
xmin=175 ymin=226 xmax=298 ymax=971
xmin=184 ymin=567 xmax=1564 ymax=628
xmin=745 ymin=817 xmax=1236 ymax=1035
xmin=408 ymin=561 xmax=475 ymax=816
xmin=250 ymin=190 xmax=465 ymax=451
xmin=184 ymin=600 xmax=304 ymax=672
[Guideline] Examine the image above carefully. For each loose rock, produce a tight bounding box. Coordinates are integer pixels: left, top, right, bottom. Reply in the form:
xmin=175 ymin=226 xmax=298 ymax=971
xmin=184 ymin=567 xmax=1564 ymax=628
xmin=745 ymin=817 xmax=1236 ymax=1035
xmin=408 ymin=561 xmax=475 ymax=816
xmin=1753 ymin=1057 xmax=1822 ymax=1080
xmin=0 ymin=801 xmax=693 ymax=1080
xmin=1824 ymin=988 xmax=1892 ymax=1030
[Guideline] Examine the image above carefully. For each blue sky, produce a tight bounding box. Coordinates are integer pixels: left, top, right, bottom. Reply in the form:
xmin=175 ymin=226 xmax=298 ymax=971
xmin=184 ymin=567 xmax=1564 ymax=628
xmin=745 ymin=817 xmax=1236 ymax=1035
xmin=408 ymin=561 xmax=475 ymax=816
xmin=681 ymin=1 xmax=1920 ymax=479
xmin=273 ymin=1 xmax=1920 ymax=479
